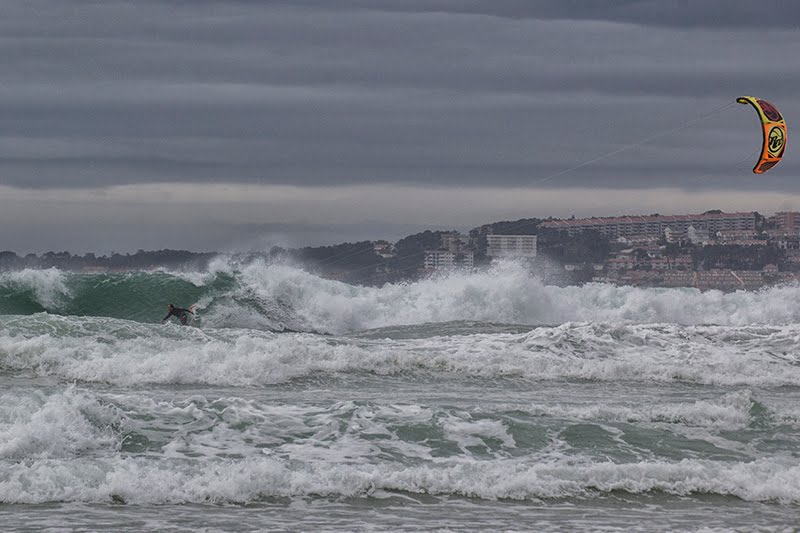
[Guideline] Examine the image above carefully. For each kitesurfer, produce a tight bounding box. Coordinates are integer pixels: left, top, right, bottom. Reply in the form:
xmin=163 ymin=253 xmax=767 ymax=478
xmin=162 ymin=303 xmax=194 ymax=325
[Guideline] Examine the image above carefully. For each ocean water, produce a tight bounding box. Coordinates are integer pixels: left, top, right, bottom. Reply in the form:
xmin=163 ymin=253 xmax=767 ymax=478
xmin=2 ymin=259 xmax=800 ymax=532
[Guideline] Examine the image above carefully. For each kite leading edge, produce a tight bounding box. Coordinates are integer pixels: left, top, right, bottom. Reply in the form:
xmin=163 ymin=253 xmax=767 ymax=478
xmin=736 ymin=96 xmax=787 ymax=174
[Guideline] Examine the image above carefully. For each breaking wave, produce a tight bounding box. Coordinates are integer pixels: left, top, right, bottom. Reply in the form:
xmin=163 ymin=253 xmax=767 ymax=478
xmin=2 ymin=315 xmax=800 ymax=387
xmin=2 ymin=259 xmax=800 ymax=334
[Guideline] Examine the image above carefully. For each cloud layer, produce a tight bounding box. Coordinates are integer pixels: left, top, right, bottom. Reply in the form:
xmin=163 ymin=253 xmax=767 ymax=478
xmin=1 ymin=0 xmax=798 ymax=250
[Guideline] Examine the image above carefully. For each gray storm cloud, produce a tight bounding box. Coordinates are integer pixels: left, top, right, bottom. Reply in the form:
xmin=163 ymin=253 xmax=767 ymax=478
xmin=0 ymin=0 xmax=798 ymax=251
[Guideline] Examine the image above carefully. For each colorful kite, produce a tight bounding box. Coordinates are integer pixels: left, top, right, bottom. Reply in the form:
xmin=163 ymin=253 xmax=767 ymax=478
xmin=736 ymin=96 xmax=787 ymax=174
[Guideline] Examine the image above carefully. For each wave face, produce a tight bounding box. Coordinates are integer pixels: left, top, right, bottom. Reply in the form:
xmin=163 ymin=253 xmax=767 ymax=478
xmin=3 ymin=260 xmax=800 ymax=530
xmin=3 ymin=259 xmax=800 ymax=334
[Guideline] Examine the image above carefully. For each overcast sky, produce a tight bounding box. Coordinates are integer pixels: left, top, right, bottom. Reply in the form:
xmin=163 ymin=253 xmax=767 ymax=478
xmin=2 ymin=0 xmax=799 ymax=253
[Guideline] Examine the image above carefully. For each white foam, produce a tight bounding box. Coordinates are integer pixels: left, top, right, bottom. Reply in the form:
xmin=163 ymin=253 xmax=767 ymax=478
xmin=442 ymin=416 xmax=516 ymax=452
xmin=192 ymin=259 xmax=800 ymax=334
xmin=0 ymin=387 xmax=121 ymax=460
xmin=0 ymin=383 xmax=796 ymax=507
xmin=485 ymin=390 xmax=756 ymax=430
xmin=2 ymin=455 xmax=800 ymax=504
xmin=157 ymin=269 xmax=215 ymax=287
xmin=0 ymin=268 xmax=71 ymax=310
xmin=7 ymin=260 xmax=800 ymax=335
xmin=4 ymin=315 xmax=800 ymax=387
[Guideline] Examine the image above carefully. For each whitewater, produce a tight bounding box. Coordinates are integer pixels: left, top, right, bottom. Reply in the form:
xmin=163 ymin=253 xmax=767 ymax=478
xmin=2 ymin=259 xmax=800 ymax=531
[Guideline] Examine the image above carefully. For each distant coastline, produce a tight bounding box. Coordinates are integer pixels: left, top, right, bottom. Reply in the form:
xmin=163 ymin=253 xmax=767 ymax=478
xmin=3 ymin=209 xmax=800 ymax=291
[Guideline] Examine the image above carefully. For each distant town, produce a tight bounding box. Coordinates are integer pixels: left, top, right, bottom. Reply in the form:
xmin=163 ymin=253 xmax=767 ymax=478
xmin=4 ymin=210 xmax=800 ymax=291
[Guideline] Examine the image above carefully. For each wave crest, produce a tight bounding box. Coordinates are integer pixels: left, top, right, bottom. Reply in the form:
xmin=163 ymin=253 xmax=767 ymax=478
xmin=3 ymin=260 xmax=800 ymax=333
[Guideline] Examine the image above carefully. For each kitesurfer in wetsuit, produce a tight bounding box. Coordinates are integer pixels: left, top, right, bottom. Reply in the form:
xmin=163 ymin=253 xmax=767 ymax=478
xmin=162 ymin=303 xmax=193 ymax=325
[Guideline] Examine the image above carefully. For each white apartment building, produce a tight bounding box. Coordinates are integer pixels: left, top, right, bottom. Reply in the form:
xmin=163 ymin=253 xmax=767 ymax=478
xmin=774 ymin=212 xmax=800 ymax=234
xmin=424 ymin=250 xmax=455 ymax=270
xmin=486 ymin=235 xmax=538 ymax=259
xmin=540 ymin=212 xmax=756 ymax=239
xmin=424 ymin=250 xmax=474 ymax=270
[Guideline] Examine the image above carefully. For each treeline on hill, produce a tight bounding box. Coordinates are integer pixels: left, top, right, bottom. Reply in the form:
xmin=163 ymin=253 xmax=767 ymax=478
xmin=0 ymin=250 xmax=216 ymax=271
xmin=272 ymin=241 xmax=386 ymax=285
xmin=0 ymin=219 xmax=557 ymax=282
xmin=287 ymin=220 xmax=563 ymax=284
xmin=0 ymin=218 xmax=626 ymax=284
xmin=536 ymin=228 xmax=611 ymax=264
xmin=692 ymin=244 xmax=785 ymax=271
xmin=271 ymin=231 xmax=449 ymax=285
xmin=274 ymin=221 xmax=556 ymax=283
xmin=2 ymin=213 xmax=792 ymax=284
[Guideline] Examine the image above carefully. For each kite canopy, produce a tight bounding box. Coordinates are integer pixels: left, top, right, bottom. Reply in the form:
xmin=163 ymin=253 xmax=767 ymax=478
xmin=736 ymin=96 xmax=787 ymax=174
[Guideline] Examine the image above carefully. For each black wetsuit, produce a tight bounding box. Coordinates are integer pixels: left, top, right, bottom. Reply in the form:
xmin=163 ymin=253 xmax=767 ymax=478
xmin=162 ymin=306 xmax=192 ymax=325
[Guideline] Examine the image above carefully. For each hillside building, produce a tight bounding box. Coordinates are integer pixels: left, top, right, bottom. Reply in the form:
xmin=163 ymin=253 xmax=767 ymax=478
xmin=541 ymin=212 xmax=756 ymax=240
xmin=486 ymin=235 xmax=537 ymax=259
xmin=774 ymin=211 xmax=800 ymax=234
xmin=424 ymin=250 xmax=474 ymax=271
